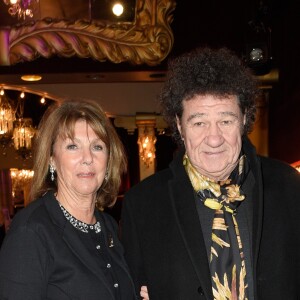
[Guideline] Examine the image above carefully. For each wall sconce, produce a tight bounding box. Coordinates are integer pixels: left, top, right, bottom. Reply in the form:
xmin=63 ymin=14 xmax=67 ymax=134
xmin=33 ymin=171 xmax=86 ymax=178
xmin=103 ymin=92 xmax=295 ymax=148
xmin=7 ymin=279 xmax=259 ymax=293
xmin=114 ymin=113 xmax=168 ymax=169
xmin=136 ymin=118 xmax=157 ymax=168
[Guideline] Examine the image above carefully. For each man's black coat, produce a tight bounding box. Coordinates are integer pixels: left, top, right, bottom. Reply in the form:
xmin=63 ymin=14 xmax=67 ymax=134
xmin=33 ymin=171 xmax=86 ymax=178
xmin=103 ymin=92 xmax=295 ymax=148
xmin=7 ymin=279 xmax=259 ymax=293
xmin=121 ymin=138 xmax=300 ymax=299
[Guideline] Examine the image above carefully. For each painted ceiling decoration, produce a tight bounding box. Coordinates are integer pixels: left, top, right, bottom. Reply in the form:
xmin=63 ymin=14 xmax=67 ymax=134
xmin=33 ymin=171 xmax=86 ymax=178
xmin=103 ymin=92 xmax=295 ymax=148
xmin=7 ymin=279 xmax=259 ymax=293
xmin=0 ymin=0 xmax=176 ymax=66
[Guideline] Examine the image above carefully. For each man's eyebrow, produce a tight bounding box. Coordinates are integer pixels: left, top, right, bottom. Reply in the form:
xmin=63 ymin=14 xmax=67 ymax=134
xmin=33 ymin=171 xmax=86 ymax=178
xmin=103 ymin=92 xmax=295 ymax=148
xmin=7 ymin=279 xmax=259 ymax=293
xmin=219 ymin=111 xmax=239 ymax=118
xmin=186 ymin=111 xmax=238 ymax=122
xmin=187 ymin=113 xmax=206 ymax=122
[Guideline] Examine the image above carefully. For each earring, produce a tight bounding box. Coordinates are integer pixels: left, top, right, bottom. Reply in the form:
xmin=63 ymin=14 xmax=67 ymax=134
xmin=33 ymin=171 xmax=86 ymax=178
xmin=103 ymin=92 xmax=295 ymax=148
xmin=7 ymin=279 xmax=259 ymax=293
xmin=50 ymin=165 xmax=55 ymax=182
xmin=104 ymin=172 xmax=108 ymax=181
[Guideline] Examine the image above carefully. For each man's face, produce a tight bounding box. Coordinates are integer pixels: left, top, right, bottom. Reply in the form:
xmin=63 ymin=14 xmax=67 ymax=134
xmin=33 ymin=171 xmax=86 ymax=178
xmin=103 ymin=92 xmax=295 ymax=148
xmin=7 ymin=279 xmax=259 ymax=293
xmin=177 ymin=94 xmax=245 ymax=181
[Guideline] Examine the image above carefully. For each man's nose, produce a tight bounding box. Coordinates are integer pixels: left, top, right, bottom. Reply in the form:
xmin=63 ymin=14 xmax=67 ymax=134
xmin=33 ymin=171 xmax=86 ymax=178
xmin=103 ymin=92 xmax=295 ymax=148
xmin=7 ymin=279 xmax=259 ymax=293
xmin=204 ymin=124 xmax=224 ymax=147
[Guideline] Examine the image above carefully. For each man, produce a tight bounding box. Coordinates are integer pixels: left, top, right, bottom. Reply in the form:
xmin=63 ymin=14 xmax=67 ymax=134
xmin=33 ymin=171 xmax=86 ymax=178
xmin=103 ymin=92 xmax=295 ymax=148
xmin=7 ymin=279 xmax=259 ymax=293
xmin=121 ymin=47 xmax=300 ymax=299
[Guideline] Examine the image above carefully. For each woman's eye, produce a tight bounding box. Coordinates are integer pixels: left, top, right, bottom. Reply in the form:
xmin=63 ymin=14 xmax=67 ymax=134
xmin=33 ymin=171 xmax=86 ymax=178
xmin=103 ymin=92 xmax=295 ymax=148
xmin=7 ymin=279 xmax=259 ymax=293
xmin=93 ymin=144 xmax=104 ymax=151
xmin=66 ymin=144 xmax=77 ymax=150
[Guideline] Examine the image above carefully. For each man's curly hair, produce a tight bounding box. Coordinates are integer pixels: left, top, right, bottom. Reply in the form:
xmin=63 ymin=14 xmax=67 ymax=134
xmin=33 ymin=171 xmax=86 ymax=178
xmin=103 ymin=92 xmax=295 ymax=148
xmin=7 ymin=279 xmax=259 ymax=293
xmin=159 ymin=47 xmax=259 ymax=145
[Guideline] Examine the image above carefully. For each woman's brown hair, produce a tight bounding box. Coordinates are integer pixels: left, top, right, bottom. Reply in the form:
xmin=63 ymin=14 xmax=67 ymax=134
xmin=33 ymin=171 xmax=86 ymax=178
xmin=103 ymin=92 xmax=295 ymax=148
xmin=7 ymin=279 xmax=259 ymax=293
xmin=30 ymin=99 xmax=127 ymax=209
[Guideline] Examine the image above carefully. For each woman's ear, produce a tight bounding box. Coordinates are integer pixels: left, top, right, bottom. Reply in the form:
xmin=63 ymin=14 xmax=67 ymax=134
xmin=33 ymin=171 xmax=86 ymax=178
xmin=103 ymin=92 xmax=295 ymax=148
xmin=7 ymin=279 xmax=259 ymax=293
xmin=49 ymin=157 xmax=55 ymax=169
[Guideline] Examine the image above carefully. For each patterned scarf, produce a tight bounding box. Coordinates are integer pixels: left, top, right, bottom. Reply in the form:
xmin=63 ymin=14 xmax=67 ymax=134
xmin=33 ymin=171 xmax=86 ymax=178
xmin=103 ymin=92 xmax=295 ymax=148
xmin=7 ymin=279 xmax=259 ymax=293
xmin=184 ymin=154 xmax=249 ymax=300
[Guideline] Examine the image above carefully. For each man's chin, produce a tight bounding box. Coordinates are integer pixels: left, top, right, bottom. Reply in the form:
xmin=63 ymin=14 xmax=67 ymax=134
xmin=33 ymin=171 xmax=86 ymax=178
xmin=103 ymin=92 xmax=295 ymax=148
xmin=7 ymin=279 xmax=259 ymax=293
xmin=199 ymin=165 xmax=229 ymax=180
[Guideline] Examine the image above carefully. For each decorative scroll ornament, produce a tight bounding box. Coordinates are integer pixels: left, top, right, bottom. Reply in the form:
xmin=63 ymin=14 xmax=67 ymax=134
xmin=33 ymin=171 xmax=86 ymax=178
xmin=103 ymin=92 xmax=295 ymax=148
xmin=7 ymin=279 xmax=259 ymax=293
xmin=0 ymin=0 xmax=176 ymax=66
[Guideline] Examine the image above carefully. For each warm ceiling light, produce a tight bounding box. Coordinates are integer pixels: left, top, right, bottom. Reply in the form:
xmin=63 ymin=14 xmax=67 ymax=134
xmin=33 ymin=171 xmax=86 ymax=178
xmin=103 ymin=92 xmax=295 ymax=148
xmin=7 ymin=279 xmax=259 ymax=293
xmin=21 ymin=74 xmax=42 ymax=82
xmin=40 ymin=97 xmax=45 ymax=104
xmin=112 ymin=3 xmax=124 ymax=16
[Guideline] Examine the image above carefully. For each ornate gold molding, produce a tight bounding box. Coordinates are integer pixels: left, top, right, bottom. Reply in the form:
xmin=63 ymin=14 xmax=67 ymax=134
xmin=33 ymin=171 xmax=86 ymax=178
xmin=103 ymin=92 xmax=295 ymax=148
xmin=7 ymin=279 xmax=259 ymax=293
xmin=0 ymin=0 xmax=176 ymax=66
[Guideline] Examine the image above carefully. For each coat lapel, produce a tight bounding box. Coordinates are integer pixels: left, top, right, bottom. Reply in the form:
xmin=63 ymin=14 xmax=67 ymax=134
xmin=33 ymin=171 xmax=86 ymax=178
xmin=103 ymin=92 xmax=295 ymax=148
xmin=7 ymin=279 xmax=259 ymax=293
xmin=168 ymin=153 xmax=213 ymax=299
xmin=98 ymin=212 xmax=137 ymax=296
xmin=44 ymin=192 xmax=115 ymax=299
xmin=242 ymin=138 xmax=264 ymax=298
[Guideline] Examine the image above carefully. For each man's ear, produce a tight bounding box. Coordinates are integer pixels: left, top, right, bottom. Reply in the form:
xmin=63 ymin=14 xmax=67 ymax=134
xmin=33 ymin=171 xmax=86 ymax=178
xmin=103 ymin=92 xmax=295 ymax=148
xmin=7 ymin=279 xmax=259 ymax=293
xmin=176 ymin=115 xmax=182 ymax=135
xmin=176 ymin=115 xmax=184 ymax=140
xmin=243 ymin=114 xmax=246 ymax=126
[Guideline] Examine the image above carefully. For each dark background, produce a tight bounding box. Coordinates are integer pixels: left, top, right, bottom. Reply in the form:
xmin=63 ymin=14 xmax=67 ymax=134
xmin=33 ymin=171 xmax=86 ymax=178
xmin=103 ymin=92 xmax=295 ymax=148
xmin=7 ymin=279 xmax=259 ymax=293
xmin=170 ymin=0 xmax=300 ymax=164
xmin=0 ymin=0 xmax=299 ymax=164
xmin=1 ymin=0 xmax=300 ymax=222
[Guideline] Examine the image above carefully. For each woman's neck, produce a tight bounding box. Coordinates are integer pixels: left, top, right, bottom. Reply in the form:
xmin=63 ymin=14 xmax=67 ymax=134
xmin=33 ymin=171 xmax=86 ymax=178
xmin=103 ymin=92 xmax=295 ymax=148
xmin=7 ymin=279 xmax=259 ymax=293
xmin=55 ymin=190 xmax=96 ymax=224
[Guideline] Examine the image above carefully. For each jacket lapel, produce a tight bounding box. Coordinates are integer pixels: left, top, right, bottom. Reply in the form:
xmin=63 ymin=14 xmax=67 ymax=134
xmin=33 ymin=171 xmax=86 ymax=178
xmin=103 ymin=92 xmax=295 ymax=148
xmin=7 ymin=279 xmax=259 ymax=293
xmin=168 ymin=152 xmax=213 ymax=299
xmin=242 ymin=137 xmax=264 ymax=297
xmin=44 ymin=192 xmax=115 ymax=299
xmin=98 ymin=212 xmax=137 ymax=296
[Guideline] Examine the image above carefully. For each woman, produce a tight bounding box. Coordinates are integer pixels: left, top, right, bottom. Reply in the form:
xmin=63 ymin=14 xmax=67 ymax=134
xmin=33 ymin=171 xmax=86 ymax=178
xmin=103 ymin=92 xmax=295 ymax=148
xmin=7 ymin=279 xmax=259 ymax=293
xmin=0 ymin=99 xmax=137 ymax=299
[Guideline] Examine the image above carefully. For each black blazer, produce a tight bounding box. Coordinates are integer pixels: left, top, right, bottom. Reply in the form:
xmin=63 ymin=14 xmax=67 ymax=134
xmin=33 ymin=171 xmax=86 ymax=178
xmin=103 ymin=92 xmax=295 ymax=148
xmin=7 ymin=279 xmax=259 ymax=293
xmin=121 ymin=138 xmax=300 ymax=299
xmin=0 ymin=191 xmax=137 ymax=300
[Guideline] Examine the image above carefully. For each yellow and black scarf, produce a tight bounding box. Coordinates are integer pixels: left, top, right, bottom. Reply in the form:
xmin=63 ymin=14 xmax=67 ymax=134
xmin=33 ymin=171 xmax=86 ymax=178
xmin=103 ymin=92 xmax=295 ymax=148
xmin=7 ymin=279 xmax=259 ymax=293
xmin=184 ymin=154 xmax=249 ymax=300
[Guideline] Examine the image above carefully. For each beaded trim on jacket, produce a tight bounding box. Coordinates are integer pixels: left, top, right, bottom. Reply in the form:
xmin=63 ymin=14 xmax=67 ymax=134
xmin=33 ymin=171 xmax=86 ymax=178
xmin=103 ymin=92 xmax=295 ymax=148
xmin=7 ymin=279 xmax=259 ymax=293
xmin=58 ymin=202 xmax=101 ymax=234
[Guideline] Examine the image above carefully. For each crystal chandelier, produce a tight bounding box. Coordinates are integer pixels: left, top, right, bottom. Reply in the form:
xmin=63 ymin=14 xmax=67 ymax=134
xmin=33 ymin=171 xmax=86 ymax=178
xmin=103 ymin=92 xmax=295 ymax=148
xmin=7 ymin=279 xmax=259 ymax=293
xmin=0 ymin=89 xmax=15 ymax=153
xmin=10 ymin=168 xmax=34 ymax=205
xmin=13 ymin=94 xmax=35 ymax=159
xmin=3 ymin=0 xmax=38 ymax=19
xmin=13 ymin=118 xmax=35 ymax=159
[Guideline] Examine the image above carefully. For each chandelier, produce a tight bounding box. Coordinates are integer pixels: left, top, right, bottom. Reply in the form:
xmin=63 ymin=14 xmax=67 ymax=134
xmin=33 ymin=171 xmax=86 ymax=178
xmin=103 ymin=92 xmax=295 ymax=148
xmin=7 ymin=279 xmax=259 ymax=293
xmin=3 ymin=0 xmax=38 ymax=19
xmin=10 ymin=168 xmax=34 ymax=206
xmin=0 ymin=90 xmax=15 ymax=153
xmin=13 ymin=95 xmax=36 ymax=159
xmin=13 ymin=118 xmax=35 ymax=159
xmin=0 ymin=88 xmax=55 ymax=162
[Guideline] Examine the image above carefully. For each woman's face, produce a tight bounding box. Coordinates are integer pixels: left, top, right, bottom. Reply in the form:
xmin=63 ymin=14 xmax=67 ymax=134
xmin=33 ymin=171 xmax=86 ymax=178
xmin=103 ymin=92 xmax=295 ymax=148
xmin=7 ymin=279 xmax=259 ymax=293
xmin=51 ymin=120 xmax=108 ymax=200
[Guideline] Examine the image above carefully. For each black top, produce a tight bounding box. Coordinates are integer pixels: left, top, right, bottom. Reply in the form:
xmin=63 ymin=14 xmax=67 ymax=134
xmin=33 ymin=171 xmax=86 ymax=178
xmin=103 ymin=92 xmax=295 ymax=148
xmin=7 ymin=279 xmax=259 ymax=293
xmin=77 ymin=209 xmax=136 ymax=300
xmin=0 ymin=191 xmax=137 ymax=300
